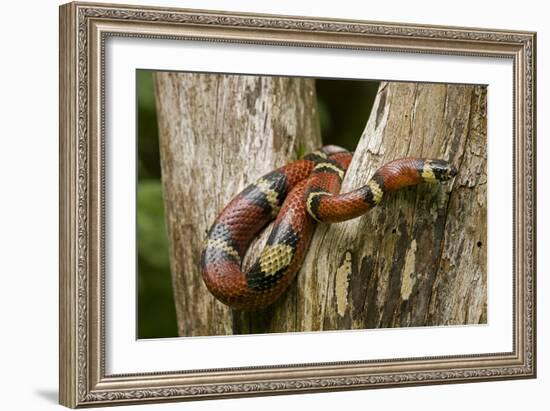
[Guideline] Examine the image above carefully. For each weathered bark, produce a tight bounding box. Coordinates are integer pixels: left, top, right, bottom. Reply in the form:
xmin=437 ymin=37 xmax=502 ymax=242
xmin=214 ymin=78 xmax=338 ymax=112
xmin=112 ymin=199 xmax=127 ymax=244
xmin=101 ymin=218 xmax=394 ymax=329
xmin=154 ymin=73 xmax=321 ymax=336
xmin=297 ymin=82 xmax=487 ymax=330
xmin=156 ymin=75 xmax=487 ymax=336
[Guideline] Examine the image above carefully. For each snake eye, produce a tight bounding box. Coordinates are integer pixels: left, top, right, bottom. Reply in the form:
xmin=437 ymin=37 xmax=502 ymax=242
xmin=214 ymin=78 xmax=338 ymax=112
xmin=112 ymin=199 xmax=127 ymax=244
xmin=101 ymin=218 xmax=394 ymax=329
xmin=429 ymin=160 xmax=457 ymax=181
xmin=447 ymin=165 xmax=458 ymax=179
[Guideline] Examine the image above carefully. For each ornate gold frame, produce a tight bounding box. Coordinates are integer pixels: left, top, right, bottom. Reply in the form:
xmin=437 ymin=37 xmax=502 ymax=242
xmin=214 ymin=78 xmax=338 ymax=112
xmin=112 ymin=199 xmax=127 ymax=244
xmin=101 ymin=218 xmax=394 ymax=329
xmin=59 ymin=1 xmax=536 ymax=408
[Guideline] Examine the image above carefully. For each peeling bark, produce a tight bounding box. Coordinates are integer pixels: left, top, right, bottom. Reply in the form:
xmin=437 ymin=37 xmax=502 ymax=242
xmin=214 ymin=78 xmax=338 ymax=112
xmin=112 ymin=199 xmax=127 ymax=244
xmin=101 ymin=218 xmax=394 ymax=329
xmin=298 ymin=82 xmax=487 ymax=330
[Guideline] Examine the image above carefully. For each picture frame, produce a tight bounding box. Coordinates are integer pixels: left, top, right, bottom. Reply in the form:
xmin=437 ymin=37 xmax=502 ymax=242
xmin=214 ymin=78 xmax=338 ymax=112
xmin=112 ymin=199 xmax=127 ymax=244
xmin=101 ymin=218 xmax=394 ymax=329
xmin=59 ymin=1 xmax=536 ymax=408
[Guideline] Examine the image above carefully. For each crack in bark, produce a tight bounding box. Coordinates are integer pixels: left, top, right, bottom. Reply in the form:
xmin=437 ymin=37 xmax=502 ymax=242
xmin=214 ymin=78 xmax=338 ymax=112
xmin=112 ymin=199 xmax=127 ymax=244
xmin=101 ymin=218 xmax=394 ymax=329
xmin=426 ymin=86 xmax=486 ymax=324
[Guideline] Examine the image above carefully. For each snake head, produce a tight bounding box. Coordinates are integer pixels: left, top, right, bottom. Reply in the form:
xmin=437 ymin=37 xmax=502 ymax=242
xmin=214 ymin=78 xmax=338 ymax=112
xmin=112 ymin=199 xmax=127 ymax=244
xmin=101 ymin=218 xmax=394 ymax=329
xmin=429 ymin=160 xmax=458 ymax=182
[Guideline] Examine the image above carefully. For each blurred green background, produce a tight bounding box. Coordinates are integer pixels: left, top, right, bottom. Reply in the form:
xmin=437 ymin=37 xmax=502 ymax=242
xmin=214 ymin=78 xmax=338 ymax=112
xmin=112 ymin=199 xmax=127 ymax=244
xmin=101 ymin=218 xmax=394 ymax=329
xmin=137 ymin=70 xmax=379 ymax=338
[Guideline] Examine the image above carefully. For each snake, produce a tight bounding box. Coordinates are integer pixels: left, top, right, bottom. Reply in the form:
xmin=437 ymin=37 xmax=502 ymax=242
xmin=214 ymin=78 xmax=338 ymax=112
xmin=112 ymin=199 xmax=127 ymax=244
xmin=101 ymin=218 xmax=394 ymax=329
xmin=200 ymin=145 xmax=457 ymax=310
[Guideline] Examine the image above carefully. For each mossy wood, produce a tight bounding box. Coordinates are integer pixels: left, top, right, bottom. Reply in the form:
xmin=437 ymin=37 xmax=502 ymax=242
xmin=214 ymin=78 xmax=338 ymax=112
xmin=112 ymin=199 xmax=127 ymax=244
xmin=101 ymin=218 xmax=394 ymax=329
xmin=155 ymin=74 xmax=487 ymax=336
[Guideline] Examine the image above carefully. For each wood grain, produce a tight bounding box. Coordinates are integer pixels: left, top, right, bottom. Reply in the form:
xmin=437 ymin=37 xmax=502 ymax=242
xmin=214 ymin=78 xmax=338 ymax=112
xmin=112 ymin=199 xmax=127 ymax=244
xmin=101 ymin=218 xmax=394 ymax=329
xmin=298 ymin=82 xmax=487 ymax=330
xmin=154 ymin=72 xmax=321 ymax=336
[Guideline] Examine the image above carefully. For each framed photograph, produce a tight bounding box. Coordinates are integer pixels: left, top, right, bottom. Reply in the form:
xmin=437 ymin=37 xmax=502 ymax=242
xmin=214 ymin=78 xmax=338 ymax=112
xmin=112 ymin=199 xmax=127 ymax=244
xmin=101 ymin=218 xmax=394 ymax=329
xmin=59 ymin=1 xmax=536 ymax=408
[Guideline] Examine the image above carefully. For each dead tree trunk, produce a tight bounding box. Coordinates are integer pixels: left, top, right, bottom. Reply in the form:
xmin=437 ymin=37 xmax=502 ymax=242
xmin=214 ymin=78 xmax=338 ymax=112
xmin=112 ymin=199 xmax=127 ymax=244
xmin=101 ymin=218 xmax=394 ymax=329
xmin=297 ymin=82 xmax=487 ymax=331
xmin=154 ymin=73 xmax=321 ymax=336
xmin=156 ymin=76 xmax=487 ymax=336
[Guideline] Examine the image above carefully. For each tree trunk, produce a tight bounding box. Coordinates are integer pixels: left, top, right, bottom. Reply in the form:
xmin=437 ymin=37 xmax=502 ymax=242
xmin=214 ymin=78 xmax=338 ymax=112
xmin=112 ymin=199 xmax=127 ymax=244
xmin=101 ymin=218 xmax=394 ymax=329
xmin=154 ymin=73 xmax=321 ymax=336
xmin=156 ymin=76 xmax=487 ymax=336
xmin=297 ymin=82 xmax=487 ymax=331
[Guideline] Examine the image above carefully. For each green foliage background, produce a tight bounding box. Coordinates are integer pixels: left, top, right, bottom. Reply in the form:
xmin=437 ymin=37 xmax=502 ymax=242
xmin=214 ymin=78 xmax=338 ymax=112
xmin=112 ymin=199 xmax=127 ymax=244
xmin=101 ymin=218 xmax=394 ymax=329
xmin=137 ymin=70 xmax=379 ymax=338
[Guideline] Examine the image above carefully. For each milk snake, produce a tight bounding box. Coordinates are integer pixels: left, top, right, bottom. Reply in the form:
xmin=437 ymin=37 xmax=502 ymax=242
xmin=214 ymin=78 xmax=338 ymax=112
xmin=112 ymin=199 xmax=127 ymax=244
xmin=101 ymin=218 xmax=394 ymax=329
xmin=201 ymin=146 xmax=457 ymax=310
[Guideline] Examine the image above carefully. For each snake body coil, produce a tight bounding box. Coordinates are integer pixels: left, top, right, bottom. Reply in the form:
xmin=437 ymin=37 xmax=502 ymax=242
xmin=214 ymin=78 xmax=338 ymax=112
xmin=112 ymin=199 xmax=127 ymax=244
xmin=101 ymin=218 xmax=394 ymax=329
xmin=201 ymin=146 xmax=457 ymax=310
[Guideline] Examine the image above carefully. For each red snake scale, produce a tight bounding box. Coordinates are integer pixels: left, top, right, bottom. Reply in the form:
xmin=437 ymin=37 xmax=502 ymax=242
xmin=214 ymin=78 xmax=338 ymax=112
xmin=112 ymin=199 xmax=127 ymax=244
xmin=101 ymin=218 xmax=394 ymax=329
xmin=201 ymin=145 xmax=457 ymax=310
